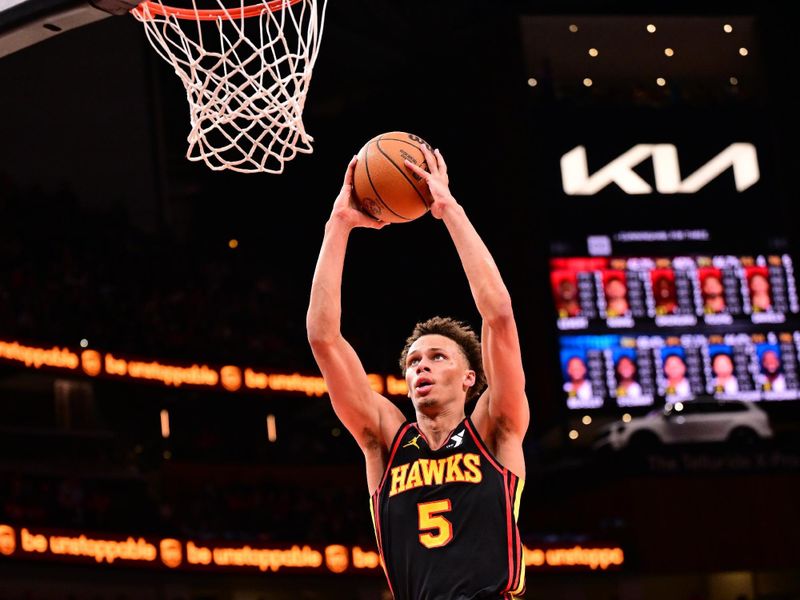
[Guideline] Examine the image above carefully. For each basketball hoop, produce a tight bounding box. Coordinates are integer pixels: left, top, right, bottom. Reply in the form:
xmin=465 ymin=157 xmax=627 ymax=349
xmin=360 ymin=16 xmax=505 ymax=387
xmin=131 ymin=0 xmax=327 ymax=174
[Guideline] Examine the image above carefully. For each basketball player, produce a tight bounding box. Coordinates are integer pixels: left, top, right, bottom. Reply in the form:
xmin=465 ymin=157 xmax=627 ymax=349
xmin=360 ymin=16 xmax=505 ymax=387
xmin=307 ymin=146 xmax=529 ymax=599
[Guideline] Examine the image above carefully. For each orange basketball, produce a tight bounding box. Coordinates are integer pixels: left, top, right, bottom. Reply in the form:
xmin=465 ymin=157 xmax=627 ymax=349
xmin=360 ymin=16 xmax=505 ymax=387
xmin=352 ymin=131 xmax=433 ymax=223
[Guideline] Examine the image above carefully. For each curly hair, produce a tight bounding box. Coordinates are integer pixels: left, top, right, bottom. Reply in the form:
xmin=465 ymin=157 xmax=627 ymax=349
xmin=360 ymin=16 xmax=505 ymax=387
xmin=399 ymin=316 xmax=486 ymax=403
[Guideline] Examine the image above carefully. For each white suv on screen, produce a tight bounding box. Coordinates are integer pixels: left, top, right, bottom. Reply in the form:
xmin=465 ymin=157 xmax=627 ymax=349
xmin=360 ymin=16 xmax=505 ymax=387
xmin=593 ymin=398 xmax=774 ymax=451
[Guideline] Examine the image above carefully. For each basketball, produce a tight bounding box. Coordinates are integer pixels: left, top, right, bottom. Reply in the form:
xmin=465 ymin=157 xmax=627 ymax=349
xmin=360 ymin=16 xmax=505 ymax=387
xmin=353 ymin=131 xmax=434 ymax=223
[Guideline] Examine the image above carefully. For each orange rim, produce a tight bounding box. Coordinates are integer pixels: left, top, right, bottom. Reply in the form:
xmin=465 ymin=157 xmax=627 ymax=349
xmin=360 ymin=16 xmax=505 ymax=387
xmin=132 ymin=0 xmax=303 ymax=21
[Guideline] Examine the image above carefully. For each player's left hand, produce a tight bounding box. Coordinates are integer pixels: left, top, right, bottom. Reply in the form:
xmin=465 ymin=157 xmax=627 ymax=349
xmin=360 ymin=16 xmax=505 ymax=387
xmin=404 ymin=146 xmax=458 ymax=219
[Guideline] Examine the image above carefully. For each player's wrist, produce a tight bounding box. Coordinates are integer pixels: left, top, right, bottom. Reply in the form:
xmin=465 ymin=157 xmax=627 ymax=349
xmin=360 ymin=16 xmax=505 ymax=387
xmin=327 ymin=210 xmax=357 ymax=233
xmin=436 ymin=199 xmax=463 ymax=220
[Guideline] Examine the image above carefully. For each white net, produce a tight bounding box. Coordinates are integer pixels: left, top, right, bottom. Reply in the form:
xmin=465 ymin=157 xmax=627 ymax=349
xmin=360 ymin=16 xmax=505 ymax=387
xmin=132 ymin=0 xmax=327 ymax=174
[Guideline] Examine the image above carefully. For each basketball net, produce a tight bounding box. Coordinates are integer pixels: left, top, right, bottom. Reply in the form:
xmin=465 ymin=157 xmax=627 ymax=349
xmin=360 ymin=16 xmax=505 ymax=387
xmin=131 ymin=0 xmax=327 ymax=174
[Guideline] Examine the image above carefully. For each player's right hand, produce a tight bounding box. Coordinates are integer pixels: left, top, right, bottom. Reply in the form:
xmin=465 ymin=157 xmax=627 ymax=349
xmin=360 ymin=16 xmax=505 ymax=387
xmin=331 ymin=155 xmax=388 ymax=230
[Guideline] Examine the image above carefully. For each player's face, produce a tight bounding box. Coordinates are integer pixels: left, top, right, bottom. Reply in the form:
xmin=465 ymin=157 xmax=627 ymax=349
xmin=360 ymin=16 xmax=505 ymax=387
xmin=703 ymin=275 xmax=723 ymax=296
xmin=605 ymin=279 xmax=627 ymax=300
xmin=655 ymin=277 xmax=674 ymax=300
xmin=702 ymin=275 xmax=726 ymax=311
xmin=713 ymin=355 xmax=734 ymax=377
xmin=616 ymin=357 xmax=636 ymax=380
xmin=404 ymin=334 xmax=474 ymax=407
xmin=663 ymin=355 xmax=686 ymax=380
xmin=559 ymin=279 xmax=577 ymax=301
xmin=762 ymin=350 xmax=781 ymax=374
xmin=750 ymin=274 xmax=769 ymax=294
xmin=566 ymin=357 xmax=587 ymax=381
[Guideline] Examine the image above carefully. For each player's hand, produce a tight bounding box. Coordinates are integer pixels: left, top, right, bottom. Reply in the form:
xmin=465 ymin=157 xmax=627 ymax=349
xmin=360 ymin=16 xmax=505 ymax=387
xmin=332 ymin=155 xmax=388 ymax=229
xmin=404 ymin=146 xmax=458 ymax=219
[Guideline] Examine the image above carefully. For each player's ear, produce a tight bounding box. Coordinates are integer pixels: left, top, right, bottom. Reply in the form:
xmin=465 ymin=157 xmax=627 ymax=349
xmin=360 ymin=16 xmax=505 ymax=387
xmin=463 ymin=370 xmax=476 ymax=389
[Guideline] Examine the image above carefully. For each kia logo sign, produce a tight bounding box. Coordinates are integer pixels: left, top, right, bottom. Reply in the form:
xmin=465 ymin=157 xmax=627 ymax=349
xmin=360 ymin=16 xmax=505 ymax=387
xmin=561 ymin=143 xmax=760 ymax=195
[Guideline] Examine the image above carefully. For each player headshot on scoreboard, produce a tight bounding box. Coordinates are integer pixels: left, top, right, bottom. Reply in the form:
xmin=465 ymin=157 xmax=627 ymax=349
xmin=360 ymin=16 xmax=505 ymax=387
xmin=710 ymin=349 xmax=739 ymax=395
xmin=699 ymin=268 xmax=727 ymax=314
xmin=602 ymin=270 xmax=630 ymax=317
xmin=561 ymin=352 xmax=594 ymax=401
xmin=613 ymin=352 xmax=642 ymax=399
xmin=756 ymin=345 xmax=787 ymax=392
xmin=651 ymin=269 xmax=678 ymax=315
xmin=662 ymin=350 xmax=692 ymax=401
xmin=551 ymin=271 xmax=581 ymax=318
xmin=746 ymin=267 xmax=773 ymax=313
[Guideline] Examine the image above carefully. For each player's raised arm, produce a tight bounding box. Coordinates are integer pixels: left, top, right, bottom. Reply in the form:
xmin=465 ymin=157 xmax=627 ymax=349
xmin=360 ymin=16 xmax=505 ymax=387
xmin=404 ymin=149 xmax=529 ymax=472
xmin=306 ymin=157 xmax=405 ymax=488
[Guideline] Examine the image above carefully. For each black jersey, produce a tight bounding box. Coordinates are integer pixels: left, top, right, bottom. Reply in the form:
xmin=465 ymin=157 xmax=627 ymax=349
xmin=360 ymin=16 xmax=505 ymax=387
xmin=370 ymin=417 xmax=525 ymax=600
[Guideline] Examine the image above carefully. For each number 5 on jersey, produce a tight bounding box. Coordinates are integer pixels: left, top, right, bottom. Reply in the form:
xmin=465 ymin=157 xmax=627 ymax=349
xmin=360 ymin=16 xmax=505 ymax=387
xmin=417 ymin=499 xmax=453 ymax=548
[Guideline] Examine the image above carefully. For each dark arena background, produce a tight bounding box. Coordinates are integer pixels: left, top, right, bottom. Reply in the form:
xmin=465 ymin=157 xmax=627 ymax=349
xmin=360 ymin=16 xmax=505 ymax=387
xmin=2 ymin=0 xmax=800 ymax=598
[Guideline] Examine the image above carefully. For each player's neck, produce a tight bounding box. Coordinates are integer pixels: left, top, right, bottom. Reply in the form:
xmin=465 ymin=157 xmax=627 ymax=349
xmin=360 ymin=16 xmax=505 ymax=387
xmin=415 ymin=408 xmax=465 ymax=450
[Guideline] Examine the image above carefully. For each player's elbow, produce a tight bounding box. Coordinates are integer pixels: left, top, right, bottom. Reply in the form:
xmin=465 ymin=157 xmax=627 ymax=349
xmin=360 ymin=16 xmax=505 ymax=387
xmin=483 ymin=295 xmax=515 ymax=327
xmin=307 ymin=327 xmax=336 ymax=350
xmin=306 ymin=315 xmax=337 ymax=348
